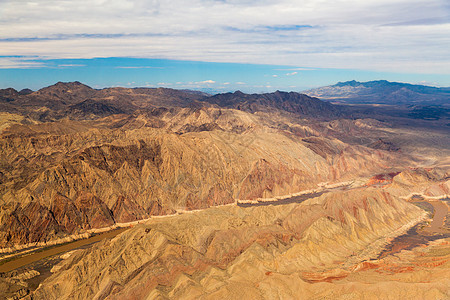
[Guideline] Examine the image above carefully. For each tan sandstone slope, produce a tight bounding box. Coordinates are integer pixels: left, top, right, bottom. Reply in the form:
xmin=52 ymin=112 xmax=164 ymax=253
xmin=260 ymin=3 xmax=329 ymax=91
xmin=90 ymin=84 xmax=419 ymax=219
xmin=30 ymin=188 xmax=433 ymax=299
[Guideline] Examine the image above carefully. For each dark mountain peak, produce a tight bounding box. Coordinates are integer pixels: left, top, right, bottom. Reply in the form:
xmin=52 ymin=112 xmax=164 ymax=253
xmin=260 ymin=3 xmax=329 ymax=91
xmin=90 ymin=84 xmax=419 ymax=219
xmin=0 ymin=87 xmax=19 ymax=96
xmin=204 ymin=90 xmax=341 ymax=118
xmin=34 ymin=81 xmax=96 ymax=103
xmin=46 ymin=81 xmax=93 ymax=90
xmin=273 ymin=90 xmax=289 ymax=96
xmin=335 ymin=80 xmax=360 ymax=87
xmin=0 ymin=88 xmax=19 ymax=102
xmin=18 ymin=88 xmax=33 ymax=95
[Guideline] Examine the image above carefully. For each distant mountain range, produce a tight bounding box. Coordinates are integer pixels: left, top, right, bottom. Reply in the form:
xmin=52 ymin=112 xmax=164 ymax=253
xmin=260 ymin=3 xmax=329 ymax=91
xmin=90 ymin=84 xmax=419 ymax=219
xmin=204 ymin=90 xmax=341 ymax=117
xmin=0 ymin=81 xmax=342 ymax=121
xmin=304 ymin=80 xmax=450 ymax=106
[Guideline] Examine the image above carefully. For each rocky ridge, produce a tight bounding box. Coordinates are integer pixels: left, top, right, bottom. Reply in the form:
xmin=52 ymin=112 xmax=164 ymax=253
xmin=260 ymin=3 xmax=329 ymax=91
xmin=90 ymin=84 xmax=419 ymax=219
xmin=0 ymin=82 xmax=340 ymax=122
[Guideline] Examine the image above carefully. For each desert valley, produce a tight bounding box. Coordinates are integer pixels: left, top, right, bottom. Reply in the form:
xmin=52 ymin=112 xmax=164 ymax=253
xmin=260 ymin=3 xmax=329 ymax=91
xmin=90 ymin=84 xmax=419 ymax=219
xmin=0 ymin=81 xmax=448 ymax=299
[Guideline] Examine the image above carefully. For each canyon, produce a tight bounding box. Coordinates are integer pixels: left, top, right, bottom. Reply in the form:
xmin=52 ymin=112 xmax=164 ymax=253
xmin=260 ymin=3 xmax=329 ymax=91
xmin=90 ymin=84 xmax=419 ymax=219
xmin=0 ymin=82 xmax=449 ymax=299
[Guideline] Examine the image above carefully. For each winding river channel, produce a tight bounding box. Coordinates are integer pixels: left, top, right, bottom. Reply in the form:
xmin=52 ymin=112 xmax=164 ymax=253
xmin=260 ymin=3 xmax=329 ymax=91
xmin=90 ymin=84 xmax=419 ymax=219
xmin=0 ymin=227 xmax=128 ymax=273
xmin=1 ymin=189 xmax=448 ymax=275
xmin=378 ymin=196 xmax=449 ymax=258
xmin=0 ymin=185 xmax=348 ymax=274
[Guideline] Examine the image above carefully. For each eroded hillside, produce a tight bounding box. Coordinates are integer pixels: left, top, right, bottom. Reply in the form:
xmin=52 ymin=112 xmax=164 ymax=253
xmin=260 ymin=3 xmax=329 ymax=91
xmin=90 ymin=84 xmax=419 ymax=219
xmin=30 ymin=188 xmax=441 ymax=299
xmin=0 ymin=105 xmax=408 ymax=248
xmin=0 ymin=82 xmax=449 ymax=300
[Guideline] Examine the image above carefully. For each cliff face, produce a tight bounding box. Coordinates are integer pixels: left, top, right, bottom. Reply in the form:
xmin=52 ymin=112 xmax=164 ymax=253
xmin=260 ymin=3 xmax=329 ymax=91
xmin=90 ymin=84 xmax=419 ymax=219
xmin=31 ymin=188 xmax=425 ymax=299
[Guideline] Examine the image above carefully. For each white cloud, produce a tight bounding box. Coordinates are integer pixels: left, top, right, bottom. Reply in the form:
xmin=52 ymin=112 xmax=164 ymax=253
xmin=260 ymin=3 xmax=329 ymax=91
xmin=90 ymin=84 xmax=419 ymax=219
xmin=286 ymin=72 xmax=298 ymax=76
xmin=58 ymin=64 xmax=86 ymax=67
xmin=0 ymin=57 xmax=45 ymax=69
xmin=166 ymin=80 xmax=218 ymax=89
xmin=197 ymin=80 xmax=215 ymax=84
xmin=0 ymin=0 xmax=449 ymax=73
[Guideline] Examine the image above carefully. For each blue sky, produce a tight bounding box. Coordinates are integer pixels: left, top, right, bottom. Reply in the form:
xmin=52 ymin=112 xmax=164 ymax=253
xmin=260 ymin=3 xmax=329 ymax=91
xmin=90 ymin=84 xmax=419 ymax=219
xmin=0 ymin=0 xmax=449 ymax=92
xmin=2 ymin=57 xmax=450 ymax=93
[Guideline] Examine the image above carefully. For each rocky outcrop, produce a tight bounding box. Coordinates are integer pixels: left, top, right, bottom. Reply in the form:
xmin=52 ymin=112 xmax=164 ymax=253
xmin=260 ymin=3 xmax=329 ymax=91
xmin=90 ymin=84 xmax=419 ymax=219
xmin=66 ymin=99 xmax=125 ymax=119
xmin=385 ymin=167 xmax=449 ymax=198
xmin=368 ymin=138 xmax=400 ymax=151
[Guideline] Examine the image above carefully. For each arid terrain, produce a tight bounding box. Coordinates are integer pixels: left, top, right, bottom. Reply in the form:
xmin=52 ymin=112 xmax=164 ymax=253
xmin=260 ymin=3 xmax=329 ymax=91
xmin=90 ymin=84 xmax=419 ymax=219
xmin=0 ymin=82 xmax=449 ymax=299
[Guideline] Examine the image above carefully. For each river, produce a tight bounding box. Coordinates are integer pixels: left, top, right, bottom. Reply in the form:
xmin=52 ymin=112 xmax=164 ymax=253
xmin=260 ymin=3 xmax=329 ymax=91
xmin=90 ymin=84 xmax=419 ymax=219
xmin=378 ymin=197 xmax=449 ymax=258
xmin=0 ymin=227 xmax=128 ymax=273
xmin=1 ymin=188 xmax=447 ymax=274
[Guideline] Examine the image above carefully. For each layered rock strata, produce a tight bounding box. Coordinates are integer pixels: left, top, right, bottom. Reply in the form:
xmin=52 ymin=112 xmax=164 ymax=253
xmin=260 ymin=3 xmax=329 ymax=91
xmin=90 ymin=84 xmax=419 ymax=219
xmin=31 ymin=188 xmax=425 ymax=299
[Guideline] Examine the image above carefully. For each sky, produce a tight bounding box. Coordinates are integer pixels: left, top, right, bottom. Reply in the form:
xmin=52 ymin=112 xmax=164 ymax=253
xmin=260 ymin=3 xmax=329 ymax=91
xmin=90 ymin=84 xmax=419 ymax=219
xmin=0 ymin=0 xmax=449 ymax=92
